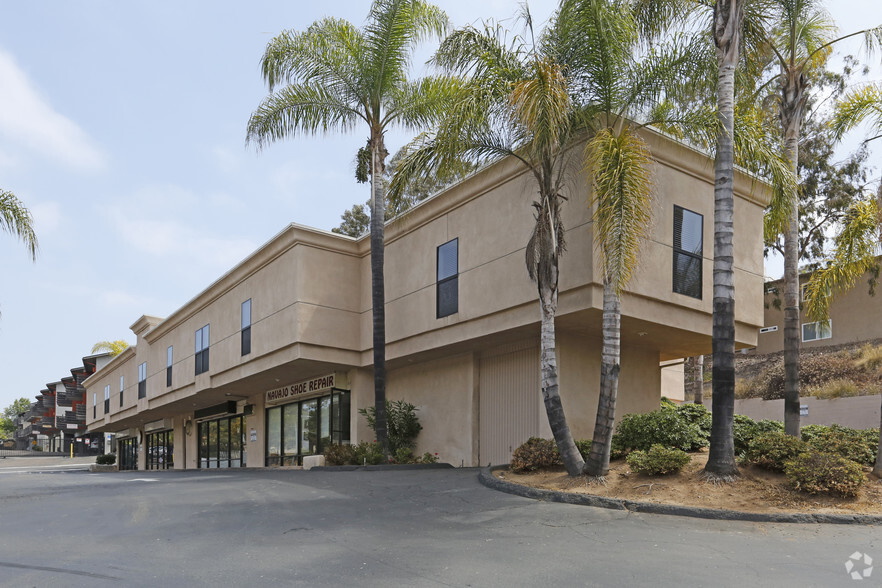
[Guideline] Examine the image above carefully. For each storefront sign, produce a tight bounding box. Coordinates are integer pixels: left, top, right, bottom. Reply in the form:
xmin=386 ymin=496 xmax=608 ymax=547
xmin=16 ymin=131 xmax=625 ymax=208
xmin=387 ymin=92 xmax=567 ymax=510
xmin=265 ymin=373 xmax=342 ymax=406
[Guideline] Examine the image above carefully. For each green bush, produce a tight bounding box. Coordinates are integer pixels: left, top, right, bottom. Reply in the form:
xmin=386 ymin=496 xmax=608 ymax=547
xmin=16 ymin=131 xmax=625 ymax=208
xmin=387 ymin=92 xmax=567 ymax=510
xmin=803 ymin=424 xmax=877 ymax=466
xmin=745 ymin=431 xmax=808 ymax=471
xmin=675 ymin=403 xmax=712 ymax=439
xmin=626 ymin=445 xmax=691 ymax=475
xmin=574 ymin=439 xmax=592 ymax=461
xmin=359 ymin=400 xmax=423 ymax=455
xmin=799 ymin=424 xmax=828 ymax=444
xmin=510 ymin=437 xmax=562 ymax=473
xmin=733 ymin=416 xmax=784 ymax=455
xmin=784 ymin=452 xmax=866 ymax=497
xmin=611 ymin=409 xmax=707 ymax=458
xmin=95 ymin=453 xmax=116 ymax=465
xmin=418 ymin=452 xmax=438 ymax=464
xmin=353 ymin=441 xmax=385 ymax=465
xmin=324 ymin=443 xmax=359 ymax=466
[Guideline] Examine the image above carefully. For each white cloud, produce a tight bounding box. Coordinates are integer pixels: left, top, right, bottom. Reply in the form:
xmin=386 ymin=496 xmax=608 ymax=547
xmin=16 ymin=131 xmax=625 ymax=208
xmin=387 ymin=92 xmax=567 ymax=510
xmin=29 ymin=201 xmax=62 ymax=233
xmin=0 ymin=49 xmax=106 ymax=172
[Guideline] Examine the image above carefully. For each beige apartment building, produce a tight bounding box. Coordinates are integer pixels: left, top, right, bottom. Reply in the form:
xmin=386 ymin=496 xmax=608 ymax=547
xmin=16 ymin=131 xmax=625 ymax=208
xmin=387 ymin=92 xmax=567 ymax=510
xmin=756 ymin=263 xmax=882 ymax=355
xmin=84 ymin=129 xmax=770 ymax=470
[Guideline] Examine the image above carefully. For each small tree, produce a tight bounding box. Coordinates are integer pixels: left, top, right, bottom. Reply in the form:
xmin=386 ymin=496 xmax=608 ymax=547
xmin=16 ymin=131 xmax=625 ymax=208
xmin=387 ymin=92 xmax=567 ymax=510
xmin=0 ymin=397 xmax=32 ymax=438
xmin=359 ymin=400 xmax=423 ymax=456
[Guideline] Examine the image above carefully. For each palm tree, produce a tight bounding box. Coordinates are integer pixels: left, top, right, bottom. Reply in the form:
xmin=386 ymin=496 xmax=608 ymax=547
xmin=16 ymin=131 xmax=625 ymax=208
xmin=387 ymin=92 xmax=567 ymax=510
xmin=805 ymin=85 xmax=882 ymax=476
xmin=392 ymin=11 xmax=588 ymax=474
xmin=760 ymin=2 xmax=882 ymax=436
xmin=1 ymin=189 xmax=38 ymax=320
xmin=553 ymin=0 xmax=700 ymax=476
xmin=246 ymin=0 xmax=452 ymax=456
xmin=1 ymin=190 xmax=38 ymax=261
xmin=91 ymin=340 xmax=130 ymax=357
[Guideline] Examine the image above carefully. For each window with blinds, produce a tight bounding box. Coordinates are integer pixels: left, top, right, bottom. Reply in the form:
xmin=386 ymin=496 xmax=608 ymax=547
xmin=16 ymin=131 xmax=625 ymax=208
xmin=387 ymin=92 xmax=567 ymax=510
xmin=437 ymin=239 xmax=458 ymax=318
xmin=673 ymin=206 xmax=703 ymax=299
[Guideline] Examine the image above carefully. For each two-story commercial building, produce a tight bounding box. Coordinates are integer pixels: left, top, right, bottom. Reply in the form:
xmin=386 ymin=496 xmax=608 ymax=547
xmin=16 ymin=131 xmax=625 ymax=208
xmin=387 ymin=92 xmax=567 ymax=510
xmin=84 ymin=128 xmax=770 ymax=470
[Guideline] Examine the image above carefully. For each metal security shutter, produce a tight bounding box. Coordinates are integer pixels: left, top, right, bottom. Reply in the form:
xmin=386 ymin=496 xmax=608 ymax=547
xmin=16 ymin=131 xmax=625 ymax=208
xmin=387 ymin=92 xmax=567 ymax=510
xmin=479 ymin=343 xmax=540 ymax=466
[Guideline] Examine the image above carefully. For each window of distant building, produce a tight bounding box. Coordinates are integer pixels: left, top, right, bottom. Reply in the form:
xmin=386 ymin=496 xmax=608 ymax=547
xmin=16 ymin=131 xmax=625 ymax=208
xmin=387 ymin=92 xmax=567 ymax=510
xmin=437 ymin=239 xmax=458 ymax=318
xmin=138 ymin=362 xmax=147 ymax=399
xmin=802 ymin=320 xmax=832 ymax=343
xmin=241 ymin=299 xmax=252 ymax=356
xmin=673 ymin=206 xmax=703 ymax=299
xmin=167 ymin=346 xmax=173 ymax=387
xmin=119 ymin=375 xmax=124 ymax=407
xmin=195 ymin=324 xmax=210 ymax=375
xmin=104 ymin=385 xmax=110 ymax=414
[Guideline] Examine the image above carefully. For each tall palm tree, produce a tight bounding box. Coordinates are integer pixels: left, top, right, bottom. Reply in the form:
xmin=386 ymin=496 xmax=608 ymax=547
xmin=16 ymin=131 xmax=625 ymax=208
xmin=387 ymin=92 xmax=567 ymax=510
xmin=554 ymin=0 xmax=698 ymax=476
xmin=760 ymin=2 xmax=882 ymax=436
xmin=246 ymin=0 xmax=452 ymax=456
xmin=392 ymin=11 xmax=588 ymax=474
xmin=805 ymin=85 xmax=882 ymax=476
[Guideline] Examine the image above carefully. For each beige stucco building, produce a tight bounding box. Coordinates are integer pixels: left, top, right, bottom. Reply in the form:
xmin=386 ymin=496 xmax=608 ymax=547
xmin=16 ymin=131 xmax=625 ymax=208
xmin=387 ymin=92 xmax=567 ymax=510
xmin=756 ymin=264 xmax=882 ymax=355
xmin=84 ymin=129 xmax=771 ymax=470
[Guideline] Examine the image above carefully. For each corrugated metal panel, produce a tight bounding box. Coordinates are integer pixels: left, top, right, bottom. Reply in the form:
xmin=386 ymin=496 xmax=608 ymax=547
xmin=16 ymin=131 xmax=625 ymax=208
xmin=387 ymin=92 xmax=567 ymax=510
xmin=479 ymin=345 xmax=540 ymax=466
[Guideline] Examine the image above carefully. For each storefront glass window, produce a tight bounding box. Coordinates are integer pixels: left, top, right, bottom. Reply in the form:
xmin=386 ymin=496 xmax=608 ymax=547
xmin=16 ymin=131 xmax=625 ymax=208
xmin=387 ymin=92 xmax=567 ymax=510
xmin=283 ymin=403 xmax=299 ymax=466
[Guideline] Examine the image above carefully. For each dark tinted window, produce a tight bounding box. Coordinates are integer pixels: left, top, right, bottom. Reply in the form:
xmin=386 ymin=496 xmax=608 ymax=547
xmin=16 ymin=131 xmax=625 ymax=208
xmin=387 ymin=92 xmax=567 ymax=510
xmin=673 ymin=207 xmax=703 ymax=298
xmin=437 ymin=239 xmax=458 ymax=318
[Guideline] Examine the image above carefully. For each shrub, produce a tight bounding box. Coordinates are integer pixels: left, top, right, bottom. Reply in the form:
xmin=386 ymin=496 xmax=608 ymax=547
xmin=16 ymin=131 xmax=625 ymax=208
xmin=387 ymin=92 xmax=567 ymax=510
xmin=574 ymin=439 xmax=592 ymax=461
xmin=804 ymin=424 xmax=877 ymax=466
xmin=353 ymin=441 xmax=385 ymax=465
xmin=806 ymin=378 xmax=860 ymax=399
xmin=855 ymin=344 xmax=882 ymax=371
xmin=610 ymin=409 xmax=707 ymax=458
xmin=391 ymin=447 xmax=439 ymax=464
xmin=510 ymin=437 xmax=562 ymax=473
xmin=418 ymin=452 xmax=438 ymax=464
xmin=324 ymin=443 xmax=359 ymax=466
xmin=32 ymin=446 xmax=43 ymax=452
xmin=675 ymin=403 xmax=712 ymax=439
xmin=784 ymin=452 xmax=866 ymax=497
xmin=359 ymin=400 xmax=423 ymax=455
xmin=626 ymin=445 xmax=691 ymax=475
xmin=745 ymin=431 xmax=808 ymax=471
xmin=95 ymin=453 xmax=116 ymax=465
xmin=733 ymin=416 xmax=784 ymax=455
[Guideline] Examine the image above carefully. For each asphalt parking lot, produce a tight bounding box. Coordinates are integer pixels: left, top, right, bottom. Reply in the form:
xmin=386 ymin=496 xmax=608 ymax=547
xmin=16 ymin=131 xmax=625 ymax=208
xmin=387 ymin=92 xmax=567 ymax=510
xmin=0 ymin=461 xmax=877 ymax=587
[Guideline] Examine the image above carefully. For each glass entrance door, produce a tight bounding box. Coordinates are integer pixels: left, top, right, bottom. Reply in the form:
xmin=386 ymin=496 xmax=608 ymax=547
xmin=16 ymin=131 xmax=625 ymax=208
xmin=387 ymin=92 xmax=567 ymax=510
xmin=146 ymin=430 xmax=174 ymax=470
xmin=119 ymin=437 xmax=138 ymax=471
xmin=197 ymin=415 xmax=245 ymax=468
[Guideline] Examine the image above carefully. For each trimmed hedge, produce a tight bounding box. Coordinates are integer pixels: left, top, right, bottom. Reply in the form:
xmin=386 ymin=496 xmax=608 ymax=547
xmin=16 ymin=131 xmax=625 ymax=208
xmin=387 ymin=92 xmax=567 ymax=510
xmin=626 ymin=445 xmax=691 ymax=475
xmin=784 ymin=452 xmax=866 ymax=497
xmin=611 ymin=408 xmax=707 ymax=458
xmin=95 ymin=453 xmax=116 ymax=465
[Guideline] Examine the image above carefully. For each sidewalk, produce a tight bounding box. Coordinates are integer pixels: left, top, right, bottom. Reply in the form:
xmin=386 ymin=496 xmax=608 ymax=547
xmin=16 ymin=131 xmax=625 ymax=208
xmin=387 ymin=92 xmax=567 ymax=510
xmin=0 ymin=455 xmax=95 ymax=469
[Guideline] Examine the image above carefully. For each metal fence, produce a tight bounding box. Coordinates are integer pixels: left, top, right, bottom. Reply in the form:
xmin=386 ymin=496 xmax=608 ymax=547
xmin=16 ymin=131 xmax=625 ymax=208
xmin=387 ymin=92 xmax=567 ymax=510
xmin=0 ymin=449 xmax=67 ymax=458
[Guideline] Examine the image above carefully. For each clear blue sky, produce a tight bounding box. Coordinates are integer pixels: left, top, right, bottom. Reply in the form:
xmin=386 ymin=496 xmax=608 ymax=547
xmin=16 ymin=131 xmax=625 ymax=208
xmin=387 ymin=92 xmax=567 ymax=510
xmin=0 ymin=1 xmax=878 ymax=412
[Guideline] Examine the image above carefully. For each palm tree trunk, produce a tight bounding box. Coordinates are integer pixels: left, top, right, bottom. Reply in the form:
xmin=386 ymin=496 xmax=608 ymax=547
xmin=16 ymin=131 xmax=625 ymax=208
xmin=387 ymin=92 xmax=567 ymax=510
xmin=693 ymin=355 xmax=704 ymax=405
xmin=781 ymin=72 xmax=805 ymax=437
xmin=370 ymin=132 xmax=389 ymax=456
xmin=585 ymin=281 xmax=621 ymax=477
xmin=538 ymin=280 xmax=585 ymax=476
xmin=705 ymin=0 xmax=742 ymax=478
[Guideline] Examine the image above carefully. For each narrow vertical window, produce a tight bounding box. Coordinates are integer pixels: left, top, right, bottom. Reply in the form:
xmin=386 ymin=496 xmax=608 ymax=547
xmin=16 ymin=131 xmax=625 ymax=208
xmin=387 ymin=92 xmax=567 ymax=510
xmin=104 ymin=385 xmax=110 ymax=414
xmin=195 ymin=324 xmax=210 ymax=375
xmin=673 ymin=206 xmax=703 ymax=298
xmin=437 ymin=238 xmax=458 ymax=318
xmin=167 ymin=346 xmax=173 ymax=387
xmin=119 ymin=375 xmax=124 ymax=407
xmin=138 ymin=362 xmax=147 ymax=399
xmin=93 ymin=392 xmax=97 ymax=418
xmin=241 ymin=299 xmax=252 ymax=356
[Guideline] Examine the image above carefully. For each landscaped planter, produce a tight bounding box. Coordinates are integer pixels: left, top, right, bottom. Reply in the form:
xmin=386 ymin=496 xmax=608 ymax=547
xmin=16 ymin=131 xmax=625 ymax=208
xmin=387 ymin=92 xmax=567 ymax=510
xmin=89 ymin=464 xmax=118 ymax=472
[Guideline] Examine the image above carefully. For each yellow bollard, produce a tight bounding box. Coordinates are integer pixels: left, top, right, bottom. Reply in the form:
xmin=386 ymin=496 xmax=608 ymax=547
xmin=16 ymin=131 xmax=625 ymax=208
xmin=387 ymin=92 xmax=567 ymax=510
xmin=70 ymin=443 xmax=73 ymax=459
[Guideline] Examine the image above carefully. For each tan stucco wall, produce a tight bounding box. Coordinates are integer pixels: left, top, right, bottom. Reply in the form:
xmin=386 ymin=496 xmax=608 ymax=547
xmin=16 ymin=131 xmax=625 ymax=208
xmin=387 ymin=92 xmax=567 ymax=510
xmin=735 ymin=395 xmax=881 ymax=430
xmin=757 ymin=270 xmax=882 ymax=354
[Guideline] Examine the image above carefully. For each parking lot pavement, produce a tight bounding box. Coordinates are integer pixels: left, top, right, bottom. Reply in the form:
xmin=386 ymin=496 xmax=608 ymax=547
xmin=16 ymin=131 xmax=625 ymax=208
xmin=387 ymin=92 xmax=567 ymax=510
xmin=0 ymin=467 xmax=877 ymax=587
xmin=0 ymin=455 xmax=94 ymax=471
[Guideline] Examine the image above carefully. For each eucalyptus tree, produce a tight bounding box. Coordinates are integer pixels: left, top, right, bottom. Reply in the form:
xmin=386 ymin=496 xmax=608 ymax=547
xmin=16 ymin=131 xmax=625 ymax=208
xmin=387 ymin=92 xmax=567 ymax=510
xmin=758 ymin=2 xmax=882 ymax=436
xmin=391 ymin=11 xmax=588 ymax=474
xmin=246 ymin=0 xmax=453 ymax=455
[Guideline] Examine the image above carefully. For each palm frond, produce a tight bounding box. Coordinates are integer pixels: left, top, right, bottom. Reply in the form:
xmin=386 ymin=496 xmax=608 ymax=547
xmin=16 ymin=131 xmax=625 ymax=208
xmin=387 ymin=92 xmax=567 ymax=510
xmin=831 ymin=83 xmax=882 ymax=140
xmin=0 ymin=190 xmax=38 ymax=261
xmin=586 ymin=128 xmax=654 ymax=293
xmin=246 ymin=83 xmax=364 ymax=148
xmin=91 ymin=340 xmax=130 ymax=357
xmin=385 ymin=75 xmax=463 ymax=131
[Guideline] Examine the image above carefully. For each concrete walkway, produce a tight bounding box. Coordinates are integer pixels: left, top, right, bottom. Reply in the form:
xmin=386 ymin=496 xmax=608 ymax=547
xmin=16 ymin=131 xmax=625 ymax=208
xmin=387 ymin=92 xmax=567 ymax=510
xmin=0 ymin=455 xmax=94 ymax=471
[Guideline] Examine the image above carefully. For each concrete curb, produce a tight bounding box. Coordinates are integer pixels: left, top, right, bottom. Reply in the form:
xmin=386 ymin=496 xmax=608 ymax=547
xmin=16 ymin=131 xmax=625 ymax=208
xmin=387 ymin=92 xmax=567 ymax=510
xmin=311 ymin=463 xmax=455 ymax=472
xmin=89 ymin=464 xmax=119 ymax=472
xmin=478 ymin=466 xmax=882 ymax=525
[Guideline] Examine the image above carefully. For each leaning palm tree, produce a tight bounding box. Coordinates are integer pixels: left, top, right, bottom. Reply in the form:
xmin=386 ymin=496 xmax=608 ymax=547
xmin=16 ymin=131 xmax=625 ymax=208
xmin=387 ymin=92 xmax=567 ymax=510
xmin=760 ymin=2 xmax=882 ymax=436
xmin=246 ymin=0 xmax=453 ymax=456
xmin=554 ymin=0 xmax=699 ymax=476
xmin=392 ymin=12 xmax=588 ymax=474
xmin=91 ymin=340 xmax=130 ymax=357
